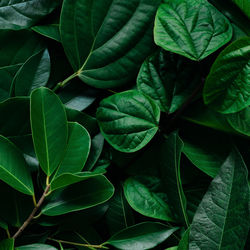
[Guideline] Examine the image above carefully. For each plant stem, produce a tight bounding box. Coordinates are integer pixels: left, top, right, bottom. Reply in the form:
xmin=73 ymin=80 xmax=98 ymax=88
xmin=12 ymin=184 xmax=51 ymax=239
xmin=52 ymin=71 xmax=79 ymax=92
xmin=32 ymin=194 xmax=37 ymax=207
xmin=6 ymin=228 xmax=10 ymax=238
xmin=48 ymin=238 xmax=109 ymax=249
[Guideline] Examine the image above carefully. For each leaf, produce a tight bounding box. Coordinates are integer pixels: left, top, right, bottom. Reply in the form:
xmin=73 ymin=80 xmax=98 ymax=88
xmin=154 ymin=0 xmax=232 ymax=61
xmin=0 ymin=135 xmax=34 ymax=195
xmin=60 ymin=0 xmax=160 ymax=88
xmin=0 ymin=239 xmax=14 ymax=250
xmin=16 ymin=244 xmax=57 ymax=250
xmin=97 ymin=90 xmax=160 ymax=153
xmin=32 ymin=24 xmax=61 ymax=42
xmin=0 ymin=0 xmax=60 ymax=30
xmin=227 ymin=106 xmax=250 ymax=136
xmin=52 ymin=122 xmax=91 ymax=179
xmin=159 ymin=132 xmax=189 ymax=226
xmin=177 ymin=228 xmax=189 ymax=250
xmin=124 ymin=177 xmax=174 ymax=222
xmin=189 ymin=148 xmax=250 ymax=250
xmin=42 ymin=175 xmax=114 ymax=216
xmin=203 ymin=37 xmax=250 ymax=114
xmin=12 ymin=49 xmax=51 ymax=96
xmin=137 ymin=50 xmax=201 ymax=113
xmin=106 ymin=222 xmax=178 ymax=250
xmin=31 ymin=87 xmax=68 ymax=176
xmin=232 ymin=0 xmax=250 ymax=18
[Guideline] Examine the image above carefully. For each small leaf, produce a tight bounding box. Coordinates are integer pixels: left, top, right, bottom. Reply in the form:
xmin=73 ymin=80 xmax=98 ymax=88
xmin=189 ymin=148 xmax=249 ymax=249
xmin=16 ymin=244 xmax=57 ymax=250
xmin=124 ymin=177 xmax=174 ymax=222
xmin=106 ymin=222 xmax=178 ymax=250
xmin=203 ymin=37 xmax=250 ymax=114
xmin=178 ymin=228 xmax=189 ymax=250
xmin=154 ymin=0 xmax=232 ymax=61
xmin=0 ymin=135 xmax=34 ymax=195
xmin=97 ymin=90 xmax=160 ymax=153
xmin=0 ymin=239 xmax=14 ymax=250
xmin=31 ymin=87 xmax=68 ymax=176
xmin=42 ymin=175 xmax=114 ymax=216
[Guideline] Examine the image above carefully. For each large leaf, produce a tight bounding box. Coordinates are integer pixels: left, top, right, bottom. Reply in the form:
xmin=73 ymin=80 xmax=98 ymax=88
xmin=42 ymin=175 xmax=114 ymax=216
xmin=159 ymin=132 xmax=189 ymax=226
xmin=12 ymin=49 xmax=51 ymax=96
xmin=30 ymin=87 xmax=68 ymax=176
xmin=154 ymin=0 xmax=232 ymax=61
xmin=232 ymin=0 xmax=250 ymax=18
xmin=97 ymin=90 xmax=160 ymax=153
xmin=0 ymin=135 xmax=34 ymax=195
xmin=16 ymin=244 xmax=57 ymax=250
xmin=124 ymin=177 xmax=174 ymax=222
xmin=203 ymin=37 xmax=250 ymax=114
xmin=106 ymin=222 xmax=178 ymax=250
xmin=0 ymin=0 xmax=60 ymax=30
xmin=189 ymin=148 xmax=250 ymax=249
xmin=60 ymin=0 xmax=160 ymax=88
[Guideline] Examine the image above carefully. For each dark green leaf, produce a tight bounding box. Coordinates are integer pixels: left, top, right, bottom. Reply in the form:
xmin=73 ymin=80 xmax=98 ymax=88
xmin=97 ymin=90 xmax=160 ymax=152
xmin=189 ymin=148 xmax=249 ymax=249
xmin=204 ymin=37 xmax=250 ymax=114
xmin=154 ymin=0 xmax=232 ymax=61
xmin=177 ymin=228 xmax=189 ymax=250
xmin=232 ymin=0 xmax=250 ymax=18
xmin=32 ymin=24 xmax=61 ymax=42
xmin=0 ymin=239 xmax=14 ymax=250
xmin=31 ymin=87 xmax=68 ymax=176
xmin=106 ymin=222 xmax=178 ymax=250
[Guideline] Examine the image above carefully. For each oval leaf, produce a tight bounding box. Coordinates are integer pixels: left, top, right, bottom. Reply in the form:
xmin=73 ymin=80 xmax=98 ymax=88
xmin=31 ymin=87 xmax=68 ymax=176
xmin=203 ymin=37 xmax=250 ymax=114
xmin=0 ymin=135 xmax=34 ymax=195
xmin=154 ymin=0 xmax=232 ymax=61
xmin=97 ymin=90 xmax=160 ymax=153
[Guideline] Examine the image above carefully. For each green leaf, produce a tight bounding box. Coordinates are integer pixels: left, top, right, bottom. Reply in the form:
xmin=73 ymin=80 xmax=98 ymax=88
xmin=12 ymin=49 xmax=51 ymax=96
xmin=154 ymin=0 xmax=232 ymax=61
xmin=137 ymin=50 xmax=200 ymax=113
xmin=16 ymin=244 xmax=57 ymax=250
xmin=177 ymin=228 xmax=189 ymax=250
xmin=106 ymin=222 xmax=178 ymax=250
xmin=0 ymin=239 xmax=14 ymax=250
xmin=52 ymin=122 xmax=91 ymax=178
xmin=227 ymin=106 xmax=250 ymax=136
xmin=232 ymin=0 xmax=250 ymax=18
xmin=0 ymin=135 xmax=34 ymax=195
xmin=189 ymin=148 xmax=250 ymax=249
xmin=32 ymin=24 xmax=61 ymax=42
xmin=0 ymin=0 xmax=60 ymax=30
xmin=203 ymin=37 xmax=250 ymax=114
xmin=97 ymin=90 xmax=160 ymax=153
xmin=60 ymin=0 xmax=160 ymax=88
xmin=42 ymin=175 xmax=114 ymax=216
xmin=31 ymin=87 xmax=68 ymax=176
xmin=124 ymin=177 xmax=174 ymax=222
xmin=159 ymin=132 xmax=189 ymax=226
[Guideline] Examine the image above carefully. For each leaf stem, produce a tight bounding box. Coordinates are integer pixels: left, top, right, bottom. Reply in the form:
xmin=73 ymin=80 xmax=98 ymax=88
xmin=48 ymin=238 xmax=109 ymax=249
xmin=52 ymin=71 xmax=79 ymax=92
xmin=32 ymin=194 xmax=37 ymax=207
xmin=12 ymin=184 xmax=51 ymax=239
xmin=6 ymin=228 xmax=10 ymax=238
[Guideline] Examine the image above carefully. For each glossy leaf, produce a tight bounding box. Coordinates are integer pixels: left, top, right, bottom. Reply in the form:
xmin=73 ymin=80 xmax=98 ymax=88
xmin=124 ymin=177 xmax=174 ymax=222
xmin=97 ymin=90 xmax=160 ymax=152
xmin=16 ymin=244 xmax=57 ymax=250
xmin=12 ymin=49 xmax=51 ymax=96
xmin=42 ymin=175 xmax=114 ymax=216
xmin=0 ymin=239 xmax=14 ymax=250
xmin=204 ymin=37 xmax=250 ymax=114
xmin=32 ymin=24 xmax=61 ymax=42
xmin=106 ymin=222 xmax=178 ymax=250
xmin=189 ymin=148 xmax=249 ymax=249
xmin=0 ymin=135 xmax=34 ymax=195
xmin=0 ymin=0 xmax=60 ymax=30
xmin=60 ymin=0 xmax=160 ymax=88
xmin=154 ymin=0 xmax=232 ymax=61
xmin=31 ymin=87 xmax=68 ymax=176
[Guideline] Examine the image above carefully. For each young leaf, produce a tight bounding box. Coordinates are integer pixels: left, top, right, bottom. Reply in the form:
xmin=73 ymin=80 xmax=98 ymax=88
xmin=203 ymin=37 xmax=250 ymax=114
xmin=105 ymin=222 xmax=178 ymax=250
xmin=16 ymin=244 xmax=57 ymax=250
xmin=0 ymin=0 xmax=60 ymax=30
xmin=124 ymin=177 xmax=174 ymax=222
xmin=60 ymin=0 xmax=160 ymax=88
xmin=159 ymin=132 xmax=189 ymax=226
xmin=97 ymin=90 xmax=160 ymax=153
xmin=31 ymin=87 xmax=68 ymax=176
xmin=0 ymin=239 xmax=14 ymax=250
xmin=42 ymin=175 xmax=114 ymax=216
xmin=154 ymin=0 xmax=232 ymax=61
xmin=12 ymin=49 xmax=51 ymax=96
xmin=0 ymin=135 xmax=34 ymax=195
xmin=189 ymin=148 xmax=250 ymax=249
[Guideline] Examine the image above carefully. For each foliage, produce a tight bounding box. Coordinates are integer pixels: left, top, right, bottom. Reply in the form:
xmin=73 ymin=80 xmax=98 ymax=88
xmin=0 ymin=0 xmax=249 ymax=249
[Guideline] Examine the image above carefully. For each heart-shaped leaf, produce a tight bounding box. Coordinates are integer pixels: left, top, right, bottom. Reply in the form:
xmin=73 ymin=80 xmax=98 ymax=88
xmin=97 ymin=90 xmax=160 ymax=152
